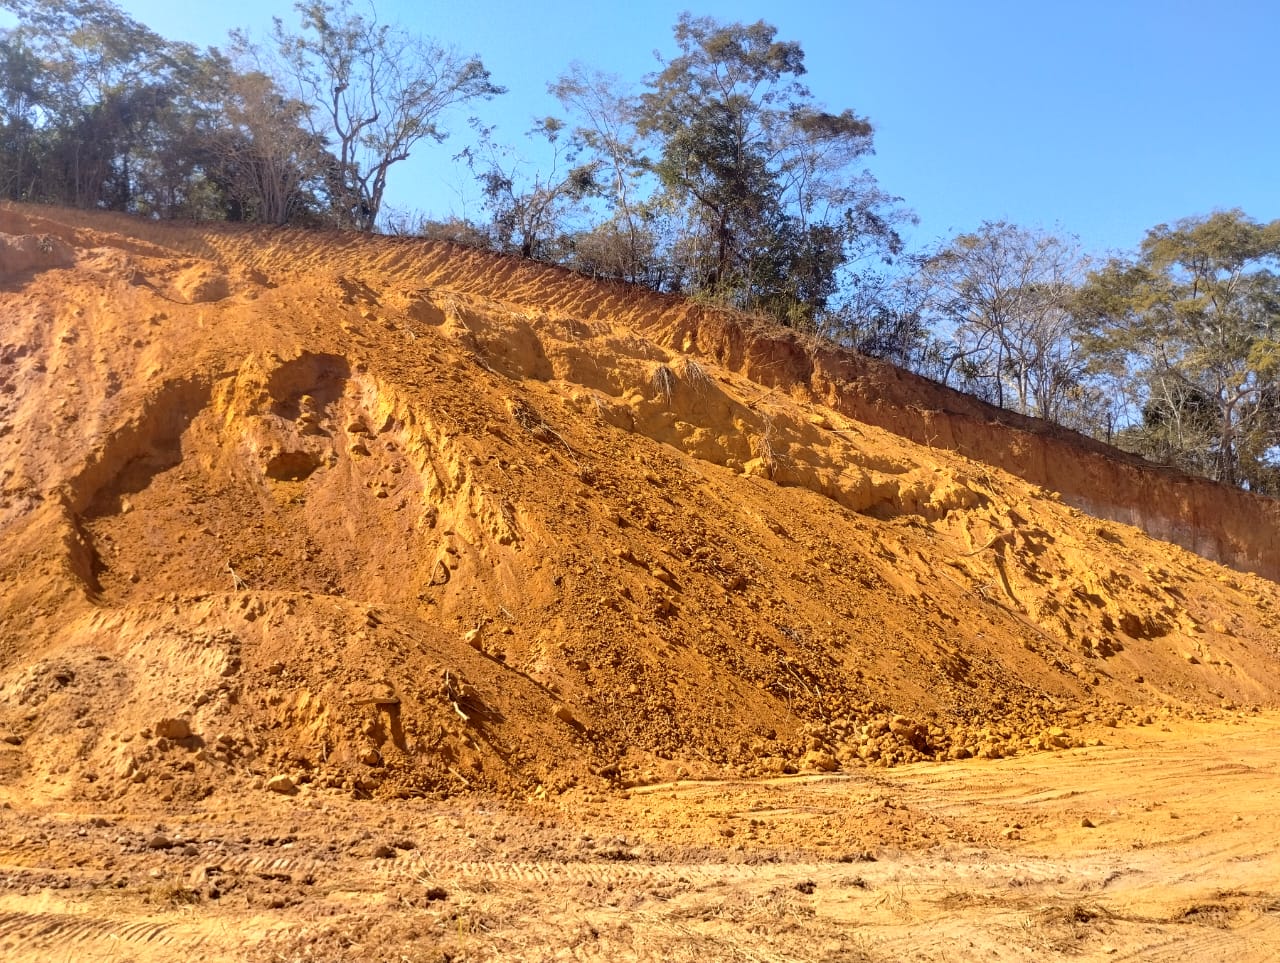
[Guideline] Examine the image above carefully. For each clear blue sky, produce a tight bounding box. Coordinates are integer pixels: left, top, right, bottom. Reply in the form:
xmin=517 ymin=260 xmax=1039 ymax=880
xmin=16 ymin=0 xmax=1280 ymax=257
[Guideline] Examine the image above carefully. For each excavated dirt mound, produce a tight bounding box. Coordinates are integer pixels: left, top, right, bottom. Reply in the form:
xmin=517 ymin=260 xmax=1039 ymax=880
xmin=2 ymin=203 xmax=1279 ymax=812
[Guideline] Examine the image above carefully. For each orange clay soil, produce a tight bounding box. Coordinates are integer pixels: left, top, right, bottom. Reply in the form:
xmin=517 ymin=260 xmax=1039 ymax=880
xmin=1 ymin=204 xmax=1279 ymax=961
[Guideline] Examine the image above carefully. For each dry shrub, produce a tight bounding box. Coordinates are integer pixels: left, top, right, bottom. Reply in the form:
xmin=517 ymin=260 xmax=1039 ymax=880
xmin=679 ymin=357 xmax=714 ymax=395
xmin=652 ymin=364 xmax=676 ymax=405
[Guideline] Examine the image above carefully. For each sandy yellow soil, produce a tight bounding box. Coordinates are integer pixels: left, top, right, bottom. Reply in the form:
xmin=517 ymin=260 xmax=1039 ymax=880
xmin=1 ymin=203 xmax=1278 ymax=959
xmin=2 ymin=716 xmax=1279 ymax=961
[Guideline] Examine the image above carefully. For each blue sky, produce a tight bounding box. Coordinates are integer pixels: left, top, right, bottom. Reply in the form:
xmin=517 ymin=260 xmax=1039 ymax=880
xmin=14 ymin=1 xmax=1280 ymax=257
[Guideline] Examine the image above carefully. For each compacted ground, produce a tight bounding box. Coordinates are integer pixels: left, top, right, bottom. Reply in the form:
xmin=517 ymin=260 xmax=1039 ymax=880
xmin=3 ymin=713 xmax=1280 ymax=962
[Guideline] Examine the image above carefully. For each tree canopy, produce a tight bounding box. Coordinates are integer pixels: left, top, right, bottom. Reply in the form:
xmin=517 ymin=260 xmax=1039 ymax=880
xmin=634 ymin=14 xmax=904 ymax=321
xmin=1078 ymin=211 xmax=1280 ymax=491
xmin=922 ymin=222 xmax=1090 ymax=421
xmin=270 ymin=0 xmax=502 ymax=231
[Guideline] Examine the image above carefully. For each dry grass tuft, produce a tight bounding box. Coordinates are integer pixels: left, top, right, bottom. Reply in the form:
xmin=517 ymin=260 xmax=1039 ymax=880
xmin=679 ymin=357 xmax=714 ymax=395
xmin=652 ymin=364 xmax=677 ymax=406
xmin=756 ymin=415 xmax=779 ymax=478
xmin=1027 ymin=901 xmax=1113 ymax=954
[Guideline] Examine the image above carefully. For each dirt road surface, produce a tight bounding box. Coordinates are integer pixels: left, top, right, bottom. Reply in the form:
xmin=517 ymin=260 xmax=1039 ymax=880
xmin=2 ymin=713 xmax=1277 ymax=962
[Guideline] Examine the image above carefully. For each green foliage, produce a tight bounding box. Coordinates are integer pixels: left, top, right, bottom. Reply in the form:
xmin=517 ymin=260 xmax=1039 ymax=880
xmin=0 ymin=0 xmax=500 ymax=228
xmin=0 ymin=0 xmax=331 ymax=221
xmin=632 ymin=14 xmax=905 ymax=320
xmin=1 ymin=0 xmax=190 ymax=208
xmin=1079 ymin=210 xmax=1280 ymax=490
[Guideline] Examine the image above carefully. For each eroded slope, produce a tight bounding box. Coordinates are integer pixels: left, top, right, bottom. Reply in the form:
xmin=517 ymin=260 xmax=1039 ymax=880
xmin=1 ymin=204 xmax=1278 ymax=806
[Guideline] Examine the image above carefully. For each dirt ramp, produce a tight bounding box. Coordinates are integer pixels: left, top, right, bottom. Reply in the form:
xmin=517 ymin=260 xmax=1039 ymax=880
xmin=161 ymin=209 xmax=1280 ymax=582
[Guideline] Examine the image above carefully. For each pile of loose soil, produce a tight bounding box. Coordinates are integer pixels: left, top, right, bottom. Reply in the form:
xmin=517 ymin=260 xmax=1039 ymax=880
xmin=1 ymin=203 xmax=1278 ymax=809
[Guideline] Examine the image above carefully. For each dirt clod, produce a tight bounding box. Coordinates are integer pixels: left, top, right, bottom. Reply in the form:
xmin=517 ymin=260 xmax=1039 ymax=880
xmin=153 ymin=718 xmax=191 ymax=740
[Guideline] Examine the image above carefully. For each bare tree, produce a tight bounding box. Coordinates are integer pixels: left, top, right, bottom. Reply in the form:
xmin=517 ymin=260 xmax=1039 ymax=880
xmin=271 ymin=0 xmax=502 ymax=230
xmin=463 ymin=117 xmax=601 ymax=260
xmin=923 ymin=222 xmax=1089 ymax=421
xmin=213 ymin=42 xmax=327 ymax=224
xmin=549 ymin=64 xmax=654 ymax=282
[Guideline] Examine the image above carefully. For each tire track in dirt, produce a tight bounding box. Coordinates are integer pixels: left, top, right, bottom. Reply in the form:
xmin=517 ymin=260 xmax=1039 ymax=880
xmin=376 ymin=850 xmax=1088 ymax=895
xmin=192 ymin=853 xmax=329 ymax=877
xmin=379 ymin=854 xmax=832 ymax=885
xmin=0 ymin=899 xmax=296 ymax=963
xmin=1105 ymin=915 xmax=1280 ymax=963
xmin=0 ymin=909 xmax=192 ymax=955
